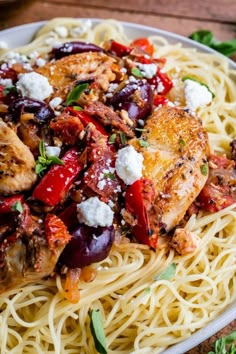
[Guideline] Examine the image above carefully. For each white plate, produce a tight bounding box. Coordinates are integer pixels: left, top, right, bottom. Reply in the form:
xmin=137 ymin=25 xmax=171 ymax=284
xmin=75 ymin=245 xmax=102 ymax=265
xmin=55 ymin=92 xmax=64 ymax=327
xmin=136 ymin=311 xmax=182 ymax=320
xmin=0 ymin=19 xmax=235 ymax=354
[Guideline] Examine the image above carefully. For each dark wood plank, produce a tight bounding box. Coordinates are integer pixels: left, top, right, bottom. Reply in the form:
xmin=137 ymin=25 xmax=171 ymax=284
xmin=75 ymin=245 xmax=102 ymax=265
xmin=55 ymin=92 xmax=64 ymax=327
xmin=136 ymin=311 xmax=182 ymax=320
xmin=48 ymin=0 xmax=236 ymax=23
xmin=0 ymin=0 xmax=235 ymax=40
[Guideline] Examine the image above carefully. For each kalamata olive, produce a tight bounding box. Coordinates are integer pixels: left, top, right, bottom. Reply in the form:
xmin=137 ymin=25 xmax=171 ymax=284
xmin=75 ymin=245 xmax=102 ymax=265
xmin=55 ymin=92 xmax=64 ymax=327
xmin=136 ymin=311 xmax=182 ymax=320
xmin=8 ymin=97 xmax=55 ymax=123
xmin=59 ymin=224 xmax=114 ymax=268
xmin=52 ymin=41 xmax=103 ymax=59
xmin=110 ymin=81 xmax=153 ymax=122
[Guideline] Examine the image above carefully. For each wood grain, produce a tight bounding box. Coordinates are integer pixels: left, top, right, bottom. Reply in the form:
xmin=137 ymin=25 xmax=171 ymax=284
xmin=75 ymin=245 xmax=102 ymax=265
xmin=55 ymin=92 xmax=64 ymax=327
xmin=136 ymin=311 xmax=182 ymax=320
xmin=49 ymin=0 xmax=236 ymax=23
xmin=0 ymin=0 xmax=235 ymax=40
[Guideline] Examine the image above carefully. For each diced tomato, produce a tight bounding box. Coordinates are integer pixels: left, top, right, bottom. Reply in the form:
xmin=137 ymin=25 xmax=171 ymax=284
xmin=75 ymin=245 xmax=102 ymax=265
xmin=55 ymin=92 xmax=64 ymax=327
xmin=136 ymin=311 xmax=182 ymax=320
xmin=44 ymin=213 xmax=72 ymax=251
xmin=110 ymin=40 xmax=132 ymax=57
xmin=209 ymin=154 xmax=235 ymax=169
xmin=153 ymin=95 xmax=169 ymax=106
xmin=126 ymin=178 xmax=157 ymax=248
xmin=130 ymin=38 xmax=154 ymax=56
xmin=198 ymin=183 xmax=236 ymax=212
xmin=50 ymin=112 xmax=84 ymax=145
xmin=148 ymin=68 xmax=173 ymax=95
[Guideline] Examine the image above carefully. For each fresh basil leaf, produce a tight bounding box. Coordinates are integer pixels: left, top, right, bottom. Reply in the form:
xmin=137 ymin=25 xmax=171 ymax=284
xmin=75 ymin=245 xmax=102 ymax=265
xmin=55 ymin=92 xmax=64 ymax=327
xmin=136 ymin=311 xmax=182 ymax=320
xmin=119 ymin=132 xmax=127 ymax=145
xmin=182 ymin=76 xmax=215 ymax=98
xmin=3 ymin=85 xmax=17 ymax=96
xmin=189 ymin=30 xmax=236 ymax=57
xmin=11 ymin=200 xmax=23 ymax=213
xmin=66 ymin=82 xmax=88 ymax=106
xmin=90 ymin=309 xmax=107 ymax=354
xmin=138 ymin=139 xmax=149 ymax=147
xmin=36 ymin=140 xmax=63 ymax=175
xmin=39 ymin=140 xmax=46 ymax=158
xmin=154 ymin=263 xmax=176 ymax=281
xmin=104 ymin=172 xmax=116 ymax=180
xmin=189 ymin=30 xmax=214 ymax=46
xmin=35 ymin=163 xmax=47 ymax=176
xmin=131 ymin=67 xmax=144 ymax=77
xmin=179 ymin=138 xmax=186 ymax=146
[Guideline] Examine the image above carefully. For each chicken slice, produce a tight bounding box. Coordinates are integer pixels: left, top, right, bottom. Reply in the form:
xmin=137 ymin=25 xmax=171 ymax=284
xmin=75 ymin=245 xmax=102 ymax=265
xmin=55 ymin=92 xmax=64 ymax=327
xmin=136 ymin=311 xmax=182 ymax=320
xmin=169 ymin=228 xmax=201 ymax=255
xmin=0 ymin=119 xmax=37 ymax=195
xmin=134 ymin=106 xmax=210 ymax=234
xmin=37 ymin=52 xmax=116 ymax=100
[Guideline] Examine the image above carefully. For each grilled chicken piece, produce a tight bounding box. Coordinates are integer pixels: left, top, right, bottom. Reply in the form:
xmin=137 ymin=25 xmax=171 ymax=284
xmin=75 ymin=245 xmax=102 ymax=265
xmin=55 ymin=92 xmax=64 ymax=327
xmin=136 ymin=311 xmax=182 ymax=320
xmin=37 ymin=52 xmax=116 ymax=100
xmin=0 ymin=119 xmax=37 ymax=195
xmin=135 ymin=106 xmax=210 ymax=234
xmin=169 ymin=228 xmax=201 ymax=255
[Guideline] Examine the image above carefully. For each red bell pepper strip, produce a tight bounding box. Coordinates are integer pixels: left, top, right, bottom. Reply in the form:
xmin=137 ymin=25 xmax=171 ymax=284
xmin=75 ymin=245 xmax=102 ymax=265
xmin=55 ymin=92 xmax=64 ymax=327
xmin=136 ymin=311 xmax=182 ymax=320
xmin=148 ymin=68 xmax=173 ymax=95
xmin=130 ymin=38 xmax=154 ymax=56
xmin=110 ymin=40 xmax=132 ymax=57
xmin=0 ymin=195 xmax=24 ymax=213
xmin=65 ymin=107 xmax=107 ymax=136
xmin=33 ymin=148 xmax=83 ymax=206
xmin=125 ymin=178 xmax=157 ymax=248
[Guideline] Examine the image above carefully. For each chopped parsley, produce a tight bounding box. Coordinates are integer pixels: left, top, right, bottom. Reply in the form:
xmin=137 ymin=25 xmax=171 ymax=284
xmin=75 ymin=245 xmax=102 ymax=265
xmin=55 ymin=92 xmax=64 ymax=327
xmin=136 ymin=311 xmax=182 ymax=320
xmin=119 ymin=132 xmax=127 ymax=145
xmin=138 ymin=139 xmax=149 ymax=147
xmin=104 ymin=172 xmax=116 ymax=180
xmin=201 ymin=164 xmax=208 ymax=176
xmin=154 ymin=263 xmax=176 ymax=281
xmin=179 ymin=138 xmax=186 ymax=146
xmin=11 ymin=200 xmax=23 ymax=213
xmin=131 ymin=67 xmax=144 ymax=77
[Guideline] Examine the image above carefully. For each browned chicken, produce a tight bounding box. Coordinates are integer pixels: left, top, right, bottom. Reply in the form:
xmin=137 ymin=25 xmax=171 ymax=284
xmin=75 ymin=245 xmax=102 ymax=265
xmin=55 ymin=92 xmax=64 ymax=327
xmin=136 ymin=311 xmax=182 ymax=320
xmin=37 ymin=52 xmax=116 ymax=100
xmin=134 ymin=106 xmax=210 ymax=235
xmin=169 ymin=228 xmax=201 ymax=255
xmin=0 ymin=119 xmax=37 ymax=195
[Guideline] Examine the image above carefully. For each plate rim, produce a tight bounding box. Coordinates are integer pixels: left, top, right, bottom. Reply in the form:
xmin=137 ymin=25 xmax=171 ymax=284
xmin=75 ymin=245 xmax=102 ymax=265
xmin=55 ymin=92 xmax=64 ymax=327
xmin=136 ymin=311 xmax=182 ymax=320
xmin=0 ymin=18 xmax=235 ymax=354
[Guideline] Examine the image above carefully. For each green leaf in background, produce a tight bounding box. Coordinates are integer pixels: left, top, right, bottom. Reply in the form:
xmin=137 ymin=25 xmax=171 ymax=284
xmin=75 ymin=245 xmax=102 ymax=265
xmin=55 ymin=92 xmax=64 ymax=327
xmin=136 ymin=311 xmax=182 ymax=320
xmin=66 ymin=82 xmax=88 ymax=106
xmin=90 ymin=309 xmax=107 ymax=354
xmin=189 ymin=30 xmax=236 ymax=57
xmin=154 ymin=263 xmax=176 ymax=281
xmin=208 ymin=330 xmax=236 ymax=354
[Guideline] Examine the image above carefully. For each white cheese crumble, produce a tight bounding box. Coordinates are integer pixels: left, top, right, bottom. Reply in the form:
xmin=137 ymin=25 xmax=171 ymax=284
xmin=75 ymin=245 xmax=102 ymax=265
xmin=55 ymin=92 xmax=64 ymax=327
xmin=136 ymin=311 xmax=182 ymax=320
xmin=49 ymin=96 xmax=62 ymax=109
xmin=184 ymin=79 xmax=213 ymax=111
xmin=137 ymin=63 xmax=157 ymax=79
xmin=54 ymin=26 xmax=68 ymax=38
xmin=35 ymin=57 xmax=46 ymax=67
xmin=16 ymin=72 xmax=53 ymax=101
xmin=0 ymin=78 xmax=13 ymax=87
xmin=0 ymin=41 xmax=8 ymax=49
xmin=77 ymin=197 xmax=114 ymax=227
xmin=45 ymin=146 xmax=61 ymax=158
xmin=115 ymin=145 xmax=143 ymax=185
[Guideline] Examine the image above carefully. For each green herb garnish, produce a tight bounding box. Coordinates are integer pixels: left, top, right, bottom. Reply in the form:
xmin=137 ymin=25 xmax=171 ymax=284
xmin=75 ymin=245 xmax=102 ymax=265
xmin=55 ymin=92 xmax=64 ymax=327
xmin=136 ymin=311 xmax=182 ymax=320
xmin=72 ymin=105 xmax=83 ymax=111
xmin=208 ymin=330 xmax=236 ymax=354
xmin=108 ymin=133 xmax=117 ymax=144
xmin=3 ymin=86 xmax=17 ymax=96
xmin=182 ymin=76 xmax=215 ymax=98
xmin=11 ymin=200 xmax=23 ymax=213
xmin=179 ymin=138 xmax=186 ymax=146
xmin=35 ymin=140 xmax=64 ymax=176
xmin=144 ymin=287 xmax=151 ymax=295
xmin=200 ymin=164 xmax=208 ymax=176
xmin=154 ymin=263 xmax=176 ymax=281
xmin=131 ymin=67 xmax=144 ymax=77
xmin=104 ymin=172 xmax=116 ymax=180
xmin=119 ymin=132 xmax=127 ymax=145
xmin=90 ymin=309 xmax=107 ymax=354
xmin=189 ymin=30 xmax=236 ymax=57
xmin=66 ymin=82 xmax=88 ymax=106
xmin=138 ymin=139 xmax=149 ymax=147
xmin=135 ymin=128 xmax=147 ymax=132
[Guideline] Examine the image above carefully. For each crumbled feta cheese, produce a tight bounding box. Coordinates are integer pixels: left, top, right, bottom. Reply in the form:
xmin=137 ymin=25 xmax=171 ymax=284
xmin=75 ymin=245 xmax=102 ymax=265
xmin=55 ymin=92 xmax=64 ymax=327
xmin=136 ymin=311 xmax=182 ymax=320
xmin=137 ymin=63 xmax=157 ymax=79
xmin=35 ymin=57 xmax=46 ymax=67
xmin=45 ymin=146 xmax=61 ymax=158
xmin=49 ymin=96 xmax=62 ymax=109
xmin=115 ymin=145 xmax=143 ymax=185
xmin=0 ymin=78 xmax=12 ymax=87
xmin=54 ymin=26 xmax=68 ymax=38
xmin=97 ymin=179 xmax=106 ymax=190
xmin=0 ymin=41 xmax=8 ymax=49
xmin=77 ymin=197 xmax=114 ymax=227
xmin=184 ymin=79 xmax=213 ymax=111
xmin=16 ymin=72 xmax=53 ymax=100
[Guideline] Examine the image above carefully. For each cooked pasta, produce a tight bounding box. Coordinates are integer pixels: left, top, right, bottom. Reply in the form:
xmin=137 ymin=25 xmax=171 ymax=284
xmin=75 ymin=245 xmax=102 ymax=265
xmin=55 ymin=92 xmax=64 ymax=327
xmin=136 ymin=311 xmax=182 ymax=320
xmin=0 ymin=18 xmax=235 ymax=354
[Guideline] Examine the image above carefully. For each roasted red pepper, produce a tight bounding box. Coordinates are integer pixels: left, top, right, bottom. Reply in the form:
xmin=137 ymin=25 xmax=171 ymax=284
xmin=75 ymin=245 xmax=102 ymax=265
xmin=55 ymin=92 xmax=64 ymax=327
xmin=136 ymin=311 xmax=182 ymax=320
xmin=130 ymin=38 xmax=154 ymax=56
xmin=148 ymin=68 xmax=173 ymax=95
xmin=0 ymin=195 xmax=24 ymax=213
xmin=125 ymin=178 xmax=157 ymax=248
xmin=44 ymin=214 xmax=71 ymax=251
xmin=33 ymin=148 xmax=83 ymax=206
xmin=65 ymin=107 xmax=107 ymax=136
xmin=110 ymin=40 xmax=132 ymax=57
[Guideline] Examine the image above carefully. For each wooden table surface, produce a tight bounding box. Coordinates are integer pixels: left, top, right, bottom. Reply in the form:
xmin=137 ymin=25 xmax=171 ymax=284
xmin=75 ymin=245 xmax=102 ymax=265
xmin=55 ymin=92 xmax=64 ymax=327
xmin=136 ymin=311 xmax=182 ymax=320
xmin=0 ymin=0 xmax=236 ymax=353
